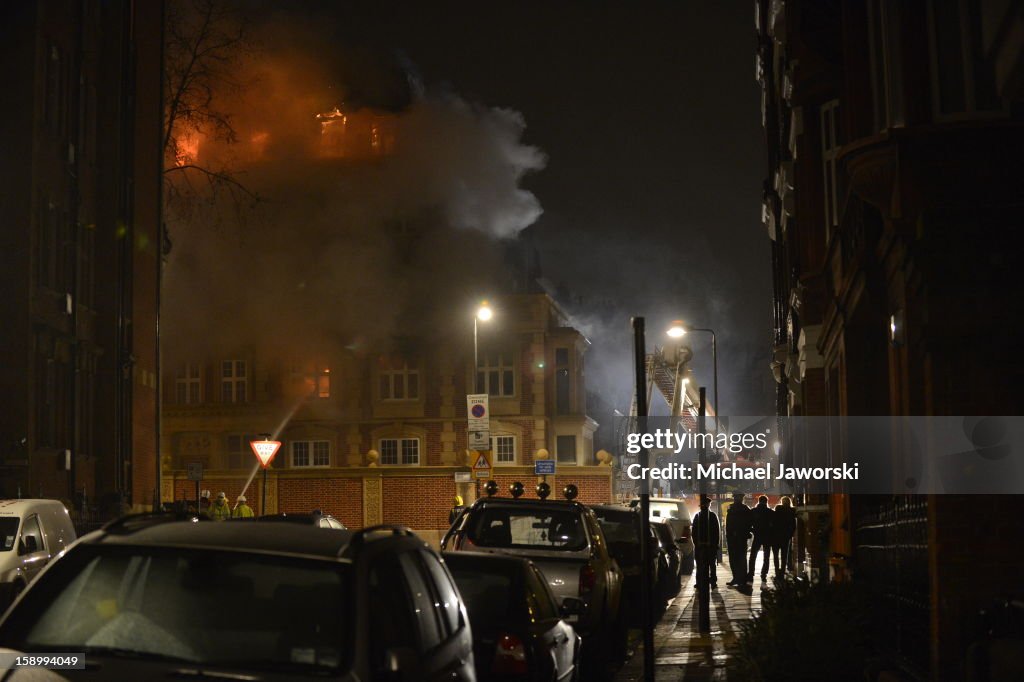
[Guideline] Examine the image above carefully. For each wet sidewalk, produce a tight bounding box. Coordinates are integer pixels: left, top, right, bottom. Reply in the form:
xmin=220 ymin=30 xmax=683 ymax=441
xmin=613 ymin=556 xmax=767 ymax=681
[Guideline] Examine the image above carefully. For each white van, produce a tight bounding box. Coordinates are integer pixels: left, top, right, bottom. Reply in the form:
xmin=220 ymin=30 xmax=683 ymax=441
xmin=0 ymin=499 xmax=77 ymax=606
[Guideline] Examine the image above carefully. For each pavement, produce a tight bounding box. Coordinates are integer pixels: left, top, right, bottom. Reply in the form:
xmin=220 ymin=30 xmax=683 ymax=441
xmin=612 ymin=554 xmax=770 ymax=682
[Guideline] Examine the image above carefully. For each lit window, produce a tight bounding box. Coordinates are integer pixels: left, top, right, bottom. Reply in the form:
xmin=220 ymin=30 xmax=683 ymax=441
xmin=477 ymin=351 xmax=515 ymax=397
xmin=291 ymin=440 xmax=330 ymax=468
xmin=380 ymin=438 xmax=420 ymax=465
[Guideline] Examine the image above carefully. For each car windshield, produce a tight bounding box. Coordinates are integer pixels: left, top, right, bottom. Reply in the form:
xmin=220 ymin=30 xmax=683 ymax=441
xmin=0 ymin=517 xmax=19 ymax=552
xmin=649 ymin=502 xmax=686 ymax=521
xmin=593 ymin=509 xmax=640 ymax=545
xmin=5 ymin=545 xmax=349 ymax=672
xmin=447 ymin=562 xmax=517 ymax=629
xmin=468 ymin=508 xmax=588 ymax=551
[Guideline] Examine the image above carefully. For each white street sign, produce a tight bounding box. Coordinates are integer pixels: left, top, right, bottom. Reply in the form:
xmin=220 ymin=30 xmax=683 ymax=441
xmin=467 ymin=393 xmax=490 ymax=450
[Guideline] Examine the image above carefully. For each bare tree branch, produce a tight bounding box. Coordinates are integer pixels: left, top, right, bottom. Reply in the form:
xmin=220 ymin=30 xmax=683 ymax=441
xmin=163 ymin=0 xmax=256 ymax=233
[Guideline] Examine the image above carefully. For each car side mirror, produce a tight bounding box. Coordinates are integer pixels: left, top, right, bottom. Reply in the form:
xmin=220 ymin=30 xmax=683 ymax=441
xmin=560 ymin=597 xmax=586 ymax=617
xmin=383 ymin=646 xmax=419 ymax=681
xmin=19 ymin=536 xmax=38 ymax=555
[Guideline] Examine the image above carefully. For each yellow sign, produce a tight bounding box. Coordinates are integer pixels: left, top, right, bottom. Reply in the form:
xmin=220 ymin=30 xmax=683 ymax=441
xmin=472 ymin=450 xmax=493 ymax=478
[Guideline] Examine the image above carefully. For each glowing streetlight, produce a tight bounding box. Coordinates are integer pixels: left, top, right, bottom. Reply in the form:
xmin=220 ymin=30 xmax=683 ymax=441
xmin=666 ymin=321 xmax=719 ymax=431
xmin=472 ymin=301 xmax=495 ymax=500
xmin=474 ymin=301 xmax=494 ymax=392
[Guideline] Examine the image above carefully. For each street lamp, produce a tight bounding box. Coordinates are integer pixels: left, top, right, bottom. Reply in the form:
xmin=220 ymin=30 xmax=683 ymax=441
xmin=666 ymin=320 xmax=719 ymax=432
xmin=471 ymin=301 xmax=494 ymax=499
xmin=474 ymin=301 xmax=493 ymax=392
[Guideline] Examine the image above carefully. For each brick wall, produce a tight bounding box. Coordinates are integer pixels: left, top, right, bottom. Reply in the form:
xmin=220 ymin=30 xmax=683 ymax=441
xmin=164 ymin=467 xmax=611 ymax=532
xmin=278 ymin=477 xmax=362 ymax=528
xmin=382 ymin=476 xmax=454 ymax=530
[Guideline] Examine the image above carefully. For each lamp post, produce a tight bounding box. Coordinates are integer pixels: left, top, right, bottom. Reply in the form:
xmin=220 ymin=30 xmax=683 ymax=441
xmin=667 ymin=321 xmax=719 ymax=434
xmin=474 ymin=301 xmax=493 ymax=393
xmin=250 ymin=434 xmax=281 ymax=516
xmin=471 ymin=302 xmax=494 ymax=499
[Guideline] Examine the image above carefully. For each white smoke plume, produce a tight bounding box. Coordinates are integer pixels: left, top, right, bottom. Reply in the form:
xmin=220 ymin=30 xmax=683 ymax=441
xmin=163 ymin=42 xmax=546 ymax=363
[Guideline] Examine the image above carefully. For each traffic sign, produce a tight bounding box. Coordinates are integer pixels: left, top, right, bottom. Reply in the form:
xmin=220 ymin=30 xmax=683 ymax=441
xmin=186 ymin=462 xmax=203 ymax=481
xmin=467 ymin=394 xmax=490 ymax=449
xmin=250 ymin=439 xmax=282 ymax=468
xmin=535 ymin=460 xmax=556 ymax=476
xmin=472 ymin=450 xmax=492 ymax=479
xmin=454 ymin=471 xmax=472 ymax=483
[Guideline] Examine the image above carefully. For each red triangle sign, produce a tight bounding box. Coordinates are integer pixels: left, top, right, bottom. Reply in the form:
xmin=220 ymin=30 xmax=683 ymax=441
xmin=251 ymin=439 xmax=282 ymax=468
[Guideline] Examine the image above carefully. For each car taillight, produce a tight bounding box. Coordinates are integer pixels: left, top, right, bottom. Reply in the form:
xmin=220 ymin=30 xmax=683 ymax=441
xmin=492 ymin=634 xmax=528 ymax=675
xmin=579 ymin=563 xmax=596 ymax=596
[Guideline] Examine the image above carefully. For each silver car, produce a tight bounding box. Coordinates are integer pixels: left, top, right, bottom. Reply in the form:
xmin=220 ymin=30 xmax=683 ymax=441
xmin=442 ymin=494 xmax=625 ymax=674
xmin=631 ymin=496 xmax=694 ymax=574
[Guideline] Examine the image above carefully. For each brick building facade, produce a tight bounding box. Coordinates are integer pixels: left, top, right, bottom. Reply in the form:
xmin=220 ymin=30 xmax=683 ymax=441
xmin=758 ymin=1 xmax=1024 ymax=679
xmin=0 ymin=0 xmax=163 ymax=513
xmin=161 ymin=293 xmax=613 ymax=533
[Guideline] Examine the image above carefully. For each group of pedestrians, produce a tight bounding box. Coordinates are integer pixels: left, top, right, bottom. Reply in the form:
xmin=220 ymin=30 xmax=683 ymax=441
xmin=691 ymin=492 xmax=797 ymax=590
xmin=726 ymin=492 xmax=796 ymax=587
xmin=198 ymin=490 xmax=255 ymax=520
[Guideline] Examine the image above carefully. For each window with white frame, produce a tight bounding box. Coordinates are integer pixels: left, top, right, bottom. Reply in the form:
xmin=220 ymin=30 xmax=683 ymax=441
xmin=291 ymin=440 xmax=330 ymax=468
xmin=477 ymin=351 xmax=515 ymax=397
xmin=221 ymin=360 xmax=247 ymax=403
xmin=820 ymin=99 xmax=841 ymax=244
xmin=380 ymin=438 xmax=420 ymax=465
xmin=175 ymin=364 xmax=202 ymax=405
xmin=379 ymin=357 xmax=419 ymax=400
xmin=492 ymin=435 xmax=516 ymax=464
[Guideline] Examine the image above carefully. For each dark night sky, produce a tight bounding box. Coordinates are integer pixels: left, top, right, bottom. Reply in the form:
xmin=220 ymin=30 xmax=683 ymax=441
xmin=278 ymin=1 xmax=775 ymax=415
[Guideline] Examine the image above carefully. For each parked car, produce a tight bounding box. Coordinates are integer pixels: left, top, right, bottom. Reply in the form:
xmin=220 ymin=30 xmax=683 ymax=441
xmin=254 ymin=511 xmax=347 ymax=529
xmin=444 ymin=551 xmax=581 ymax=681
xmin=651 ymin=520 xmax=683 ymax=599
xmin=0 ymin=516 xmax=473 ymax=681
xmin=0 ymin=499 xmax=77 ymax=610
xmin=590 ymin=505 xmax=665 ymax=625
xmin=630 ymin=496 xmax=694 ymax=574
xmin=441 ymin=491 xmax=625 ymax=674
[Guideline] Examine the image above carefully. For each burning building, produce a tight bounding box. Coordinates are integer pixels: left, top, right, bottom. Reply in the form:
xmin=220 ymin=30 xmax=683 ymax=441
xmin=156 ymin=37 xmax=605 ymax=538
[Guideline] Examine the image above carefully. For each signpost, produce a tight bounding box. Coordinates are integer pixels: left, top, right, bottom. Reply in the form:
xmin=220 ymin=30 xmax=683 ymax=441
xmin=472 ymin=450 xmax=493 ymax=479
xmin=534 ymin=460 xmax=556 ymax=476
xmin=467 ymin=394 xmax=490 ymax=450
xmin=467 ymin=394 xmax=491 ymax=495
xmin=250 ymin=436 xmax=282 ymax=516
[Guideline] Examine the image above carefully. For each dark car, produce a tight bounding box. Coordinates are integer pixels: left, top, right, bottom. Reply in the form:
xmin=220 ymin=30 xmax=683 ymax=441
xmin=255 ymin=511 xmax=347 ymax=529
xmin=651 ymin=520 xmax=683 ymax=599
xmin=590 ymin=505 xmax=665 ymax=625
xmin=442 ymin=493 xmax=625 ymax=676
xmin=444 ymin=552 xmax=581 ymax=681
xmin=0 ymin=515 xmax=473 ymax=681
